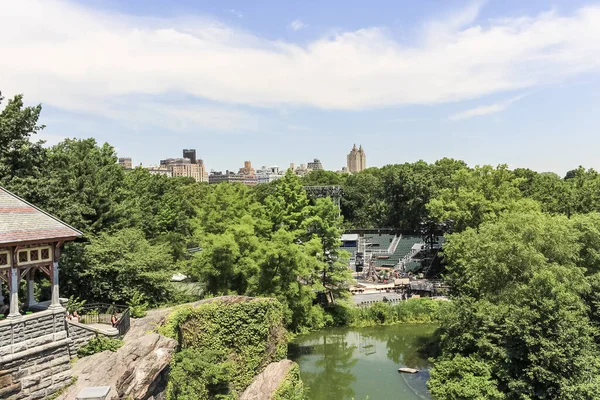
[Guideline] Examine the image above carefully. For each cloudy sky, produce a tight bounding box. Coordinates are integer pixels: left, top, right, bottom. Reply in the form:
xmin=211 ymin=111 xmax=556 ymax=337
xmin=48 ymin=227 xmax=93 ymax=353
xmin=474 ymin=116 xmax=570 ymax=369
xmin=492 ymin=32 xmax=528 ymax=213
xmin=1 ymin=0 xmax=600 ymax=174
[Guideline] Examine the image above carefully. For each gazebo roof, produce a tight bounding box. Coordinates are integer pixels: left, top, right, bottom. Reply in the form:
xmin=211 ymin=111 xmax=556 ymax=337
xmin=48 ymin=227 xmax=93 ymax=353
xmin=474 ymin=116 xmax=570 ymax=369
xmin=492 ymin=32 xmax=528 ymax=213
xmin=0 ymin=187 xmax=82 ymax=245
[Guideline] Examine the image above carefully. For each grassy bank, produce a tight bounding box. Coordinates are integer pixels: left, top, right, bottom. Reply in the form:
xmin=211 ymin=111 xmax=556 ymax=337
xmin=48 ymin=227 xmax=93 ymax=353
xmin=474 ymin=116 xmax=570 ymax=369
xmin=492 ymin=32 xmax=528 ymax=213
xmin=327 ymin=298 xmax=450 ymax=328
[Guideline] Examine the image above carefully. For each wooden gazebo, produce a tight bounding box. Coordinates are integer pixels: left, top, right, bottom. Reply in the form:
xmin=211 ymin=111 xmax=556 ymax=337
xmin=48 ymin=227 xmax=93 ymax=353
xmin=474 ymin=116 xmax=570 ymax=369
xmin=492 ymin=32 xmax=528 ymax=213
xmin=0 ymin=186 xmax=82 ymax=318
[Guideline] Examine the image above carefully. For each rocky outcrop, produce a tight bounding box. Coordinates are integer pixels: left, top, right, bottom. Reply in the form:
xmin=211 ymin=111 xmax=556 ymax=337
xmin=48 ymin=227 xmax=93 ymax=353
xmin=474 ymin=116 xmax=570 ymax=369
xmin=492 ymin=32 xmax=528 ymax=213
xmin=240 ymin=360 xmax=301 ymax=400
xmin=56 ymin=298 xmax=238 ymax=400
xmin=57 ymin=297 xmax=297 ymax=400
xmin=61 ymin=333 xmax=177 ymax=400
xmin=57 ymin=304 xmax=184 ymax=400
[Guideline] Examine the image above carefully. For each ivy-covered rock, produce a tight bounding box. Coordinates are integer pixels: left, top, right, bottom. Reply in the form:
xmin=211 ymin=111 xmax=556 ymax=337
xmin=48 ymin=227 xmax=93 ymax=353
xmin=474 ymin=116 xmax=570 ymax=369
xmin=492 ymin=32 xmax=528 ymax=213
xmin=163 ymin=296 xmax=289 ymax=399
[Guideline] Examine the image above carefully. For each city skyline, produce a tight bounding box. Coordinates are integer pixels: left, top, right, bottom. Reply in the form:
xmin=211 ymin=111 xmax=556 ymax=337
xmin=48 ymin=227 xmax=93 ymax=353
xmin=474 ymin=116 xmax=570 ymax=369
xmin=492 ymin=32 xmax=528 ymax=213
xmin=2 ymin=0 xmax=600 ymax=175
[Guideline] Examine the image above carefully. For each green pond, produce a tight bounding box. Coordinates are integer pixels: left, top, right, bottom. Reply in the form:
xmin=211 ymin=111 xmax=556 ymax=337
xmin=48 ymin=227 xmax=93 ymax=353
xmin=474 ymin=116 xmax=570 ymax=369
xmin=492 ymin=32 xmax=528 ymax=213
xmin=289 ymin=324 xmax=437 ymax=400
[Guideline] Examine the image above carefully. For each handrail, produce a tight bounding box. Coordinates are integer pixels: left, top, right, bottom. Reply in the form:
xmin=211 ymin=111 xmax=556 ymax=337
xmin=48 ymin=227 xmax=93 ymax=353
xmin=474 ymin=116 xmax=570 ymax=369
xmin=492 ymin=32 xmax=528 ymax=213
xmin=76 ymin=303 xmax=131 ymax=337
xmin=115 ymin=308 xmax=130 ymax=337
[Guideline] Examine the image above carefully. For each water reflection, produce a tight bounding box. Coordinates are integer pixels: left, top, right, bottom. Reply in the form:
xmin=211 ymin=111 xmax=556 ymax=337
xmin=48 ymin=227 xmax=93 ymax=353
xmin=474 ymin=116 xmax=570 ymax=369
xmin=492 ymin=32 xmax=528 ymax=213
xmin=290 ymin=332 xmax=358 ymax=399
xmin=289 ymin=325 xmax=437 ymax=400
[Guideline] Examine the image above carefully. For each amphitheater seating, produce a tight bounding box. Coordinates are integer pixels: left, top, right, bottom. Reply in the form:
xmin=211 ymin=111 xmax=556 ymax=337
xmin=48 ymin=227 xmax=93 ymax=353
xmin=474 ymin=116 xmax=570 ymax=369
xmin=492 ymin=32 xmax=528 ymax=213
xmin=364 ymin=235 xmax=393 ymax=250
xmin=404 ymin=260 xmax=422 ymax=273
xmin=341 ymin=246 xmax=358 ymax=258
xmin=373 ymin=235 xmax=423 ymax=267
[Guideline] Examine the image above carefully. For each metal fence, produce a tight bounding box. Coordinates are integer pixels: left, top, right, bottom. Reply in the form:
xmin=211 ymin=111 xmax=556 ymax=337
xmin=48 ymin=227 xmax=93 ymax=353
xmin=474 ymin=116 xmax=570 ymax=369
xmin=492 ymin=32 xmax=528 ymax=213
xmin=78 ymin=303 xmax=131 ymax=337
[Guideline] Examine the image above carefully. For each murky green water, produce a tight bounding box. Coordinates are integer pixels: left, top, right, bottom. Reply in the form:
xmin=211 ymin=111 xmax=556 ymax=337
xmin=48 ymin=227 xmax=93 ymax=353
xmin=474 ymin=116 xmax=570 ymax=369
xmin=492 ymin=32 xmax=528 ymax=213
xmin=289 ymin=324 xmax=437 ymax=400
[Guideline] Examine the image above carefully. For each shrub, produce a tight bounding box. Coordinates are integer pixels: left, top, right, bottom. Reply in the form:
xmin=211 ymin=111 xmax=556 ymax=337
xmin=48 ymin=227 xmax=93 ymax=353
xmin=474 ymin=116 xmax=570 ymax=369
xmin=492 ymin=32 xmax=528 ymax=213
xmin=127 ymin=291 xmax=148 ymax=318
xmin=347 ymin=298 xmax=447 ymax=327
xmin=77 ymin=334 xmax=122 ymax=357
xmin=272 ymin=363 xmax=305 ymax=400
xmin=325 ymin=300 xmax=354 ymax=326
xmin=168 ymin=348 xmax=234 ymax=399
xmin=66 ymin=295 xmax=86 ymax=314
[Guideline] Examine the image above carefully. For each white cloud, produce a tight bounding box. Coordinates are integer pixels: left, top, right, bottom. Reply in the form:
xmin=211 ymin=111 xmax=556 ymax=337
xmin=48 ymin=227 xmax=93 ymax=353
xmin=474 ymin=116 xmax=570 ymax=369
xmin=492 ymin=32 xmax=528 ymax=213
xmin=1 ymin=0 xmax=600 ymax=117
xmin=290 ymin=19 xmax=307 ymax=31
xmin=449 ymin=94 xmax=526 ymax=120
xmin=229 ymin=9 xmax=243 ymax=18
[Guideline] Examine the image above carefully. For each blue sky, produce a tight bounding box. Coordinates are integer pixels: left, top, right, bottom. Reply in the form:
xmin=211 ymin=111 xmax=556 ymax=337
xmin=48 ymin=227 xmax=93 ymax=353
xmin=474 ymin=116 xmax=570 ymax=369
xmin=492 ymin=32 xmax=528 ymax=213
xmin=1 ymin=0 xmax=600 ymax=174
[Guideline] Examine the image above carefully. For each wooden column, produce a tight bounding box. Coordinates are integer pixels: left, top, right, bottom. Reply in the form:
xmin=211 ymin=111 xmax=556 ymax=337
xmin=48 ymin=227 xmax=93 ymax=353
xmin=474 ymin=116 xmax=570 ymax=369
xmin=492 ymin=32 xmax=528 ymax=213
xmin=26 ymin=269 xmax=36 ymax=308
xmin=48 ymin=243 xmax=63 ymax=310
xmin=8 ymin=248 xmax=20 ymax=318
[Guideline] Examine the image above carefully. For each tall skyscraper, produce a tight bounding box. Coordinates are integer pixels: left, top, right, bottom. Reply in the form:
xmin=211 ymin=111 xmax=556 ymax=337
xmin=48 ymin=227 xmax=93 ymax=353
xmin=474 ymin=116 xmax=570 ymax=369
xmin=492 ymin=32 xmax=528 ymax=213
xmin=183 ymin=149 xmax=196 ymax=164
xmin=346 ymin=144 xmax=367 ymax=173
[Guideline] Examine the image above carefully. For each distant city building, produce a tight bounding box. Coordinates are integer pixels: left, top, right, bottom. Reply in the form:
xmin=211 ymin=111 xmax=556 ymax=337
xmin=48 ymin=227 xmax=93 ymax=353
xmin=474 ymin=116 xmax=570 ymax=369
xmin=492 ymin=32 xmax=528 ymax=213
xmin=209 ymin=170 xmax=257 ymax=186
xmin=159 ymin=156 xmax=208 ymax=182
xmin=256 ymin=165 xmax=284 ymax=184
xmin=289 ymin=162 xmax=309 ymax=177
xmin=118 ymin=157 xmax=132 ymax=169
xmin=238 ymin=161 xmax=256 ymax=176
xmin=347 ymin=144 xmax=366 ymax=173
xmin=307 ymin=158 xmax=324 ymax=171
xmin=147 ymin=167 xmax=172 ymax=177
xmin=183 ymin=149 xmax=197 ymax=164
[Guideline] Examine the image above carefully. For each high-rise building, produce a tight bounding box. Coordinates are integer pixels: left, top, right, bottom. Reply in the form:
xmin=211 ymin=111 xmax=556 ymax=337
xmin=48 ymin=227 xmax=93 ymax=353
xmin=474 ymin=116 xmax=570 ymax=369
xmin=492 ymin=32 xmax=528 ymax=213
xmin=307 ymin=158 xmax=324 ymax=171
xmin=118 ymin=157 xmax=132 ymax=169
xmin=346 ymin=144 xmax=367 ymax=173
xmin=183 ymin=149 xmax=197 ymax=164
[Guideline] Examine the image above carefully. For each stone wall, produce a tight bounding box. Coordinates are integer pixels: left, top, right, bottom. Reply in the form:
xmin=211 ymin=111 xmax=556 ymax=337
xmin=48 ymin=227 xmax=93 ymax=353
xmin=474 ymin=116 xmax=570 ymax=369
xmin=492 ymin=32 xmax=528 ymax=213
xmin=66 ymin=321 xmax=119 ymax=357
xmin=0 ymin=309 xmax=72 ymax=399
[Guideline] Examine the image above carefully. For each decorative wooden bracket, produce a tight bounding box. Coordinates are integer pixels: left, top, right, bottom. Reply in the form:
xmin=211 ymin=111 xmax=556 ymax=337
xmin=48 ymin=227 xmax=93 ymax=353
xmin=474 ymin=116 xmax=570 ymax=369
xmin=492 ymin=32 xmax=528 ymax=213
xmin=39 ymin=264 xmax=52 ymax=278
xmin=54 ymin=241 xmax=64 ymax=262
xmin=0 ymin=269 xmax=8 ymax=284
xmin=19 ymin=267 xmax=32 ymax=280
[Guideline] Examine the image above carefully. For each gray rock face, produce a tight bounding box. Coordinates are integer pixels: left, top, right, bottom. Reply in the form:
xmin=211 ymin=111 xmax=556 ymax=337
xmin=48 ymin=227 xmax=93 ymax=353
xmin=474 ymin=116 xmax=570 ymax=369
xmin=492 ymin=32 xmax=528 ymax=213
xmin=57 ymin=306 xmax=181 ymax=400
xmin=57 ymin=297 xmax=276 ymax=400
xmin=239 ymin=360 xmax=295 ymax=400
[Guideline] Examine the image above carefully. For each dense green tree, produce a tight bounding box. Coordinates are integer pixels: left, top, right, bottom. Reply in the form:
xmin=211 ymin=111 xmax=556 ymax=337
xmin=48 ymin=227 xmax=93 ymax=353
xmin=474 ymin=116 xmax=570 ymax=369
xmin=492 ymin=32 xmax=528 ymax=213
xmin=379 ymin=161 xmax=435 ymax=230
xmin=427 ymin=165 xmax=540 ymax=231
xmin=115 ymin=168 xmax=204 ymax=260
xmin=442 ymin=211 xmax=581 ymax=298
xmin=196 ymin=183 xmax=267 ymax=236
xmin=40 ymin=138 xmax=125 ymax=233
xmin=190 ymin=172 xmax=351 ymax=330
xmin=60 ymin=228 xmax=173 ymax=305
xmin=0 ymin=93 xmax=47 ymax=200
xmin=340 ymin=169 xmax=387 ymax=228
xmin=302 ymin=169 xmax=347 ymax=186
xmin=430 ymin=211 xmax=600 ymax=399
xmin=428 ymin=355 xmax=505 ymax=400
xmin=193 ymin=217 xmax=263 ymax=295
xmin=431 ymin=271 xmax=600 ymax=399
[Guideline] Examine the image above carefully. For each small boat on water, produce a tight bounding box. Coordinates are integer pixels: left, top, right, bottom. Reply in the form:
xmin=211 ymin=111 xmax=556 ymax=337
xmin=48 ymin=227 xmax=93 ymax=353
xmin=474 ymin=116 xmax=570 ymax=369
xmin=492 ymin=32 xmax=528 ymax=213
xmin=398 ymin=367 xmax=419 ymax=374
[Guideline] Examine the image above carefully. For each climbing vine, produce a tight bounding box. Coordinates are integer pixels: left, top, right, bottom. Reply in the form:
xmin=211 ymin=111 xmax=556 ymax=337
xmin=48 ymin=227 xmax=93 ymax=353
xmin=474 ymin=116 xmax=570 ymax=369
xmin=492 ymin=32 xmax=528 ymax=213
xmin=272 ymin=364 xmax=305 ymax=400
xmin=164 ymin=298 xmax=288 ymax=400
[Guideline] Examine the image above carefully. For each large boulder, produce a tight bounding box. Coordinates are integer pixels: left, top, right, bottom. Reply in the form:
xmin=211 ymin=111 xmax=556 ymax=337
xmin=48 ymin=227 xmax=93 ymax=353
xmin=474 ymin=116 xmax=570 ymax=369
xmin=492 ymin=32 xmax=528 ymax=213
xmin=58 ymin=333 xmax=177 ymax=400
xmin=240 ymin=360 xmax=300 ymax=400
xmin=57 ymin=302 xmax=189 ymax=400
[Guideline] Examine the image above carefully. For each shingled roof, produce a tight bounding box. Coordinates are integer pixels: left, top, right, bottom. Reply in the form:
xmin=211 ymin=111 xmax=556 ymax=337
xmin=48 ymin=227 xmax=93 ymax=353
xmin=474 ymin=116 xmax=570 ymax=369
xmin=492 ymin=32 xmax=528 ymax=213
xmin=0 ymin=187 xmax=82 ymax=245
